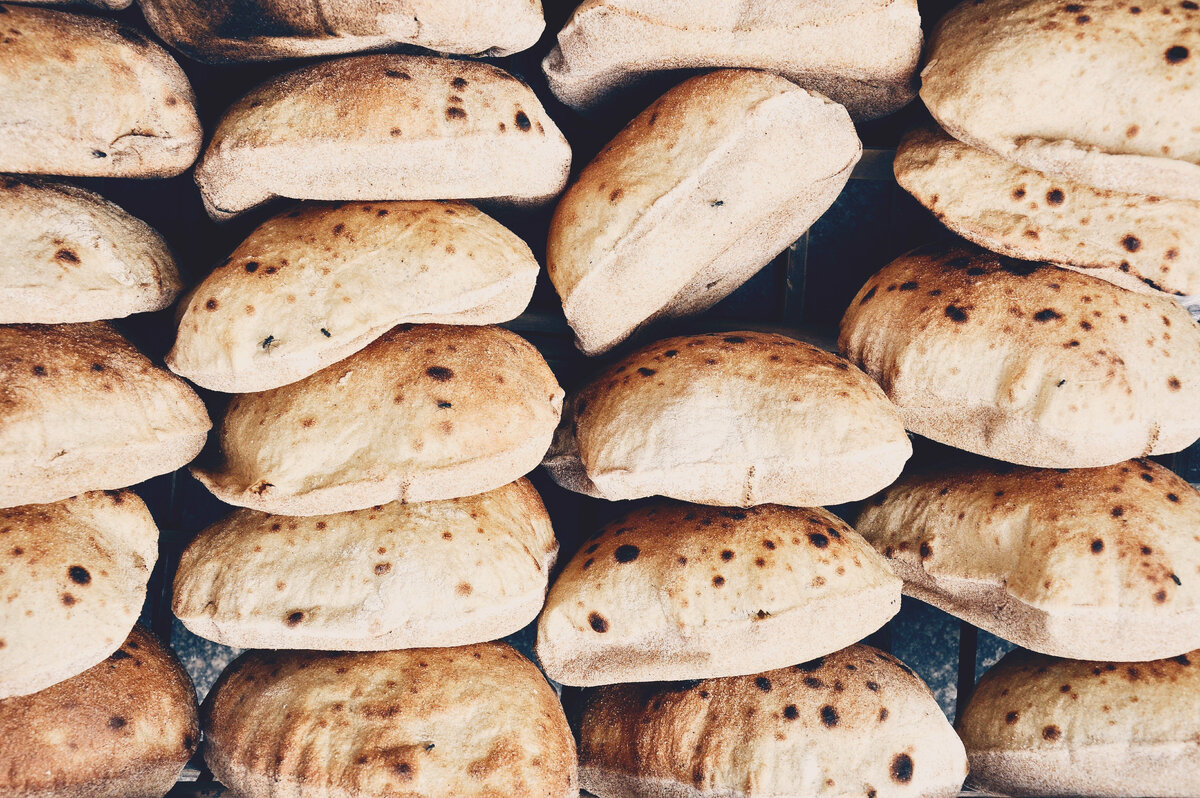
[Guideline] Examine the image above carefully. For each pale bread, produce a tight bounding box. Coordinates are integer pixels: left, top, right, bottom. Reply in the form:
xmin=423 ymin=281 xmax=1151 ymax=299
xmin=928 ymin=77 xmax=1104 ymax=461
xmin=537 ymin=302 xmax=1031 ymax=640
xmin=203 ymin=643 xmax=577 ymax=798
xmin=578 ymin=644 xmax=967 ymax=798
xmin=839 ymin=243 xmax=1200 ymax=468
xmin=168 ymin=200 xmax=538 ymax=392
xmin=0 ymin=323 xmax=211 ymax=509
xmin=0 ymin=490 xmax=157 ymax=699
xmin=894 ymin=126 xmax=1200 ymax=297
xmin=138 ymin=0 xmax=544 ymax=63
xmin=547 ymin=70 xmax=859 ymax=355
xmin=193 ymin=324 xmax=562 ymax=515
xmin=0 ymin=4 xmax=201 ymax=178
xmin=544 ymin=331 xmax=911 ymax=507
xmin=0 ymin=176 xmax=182 ymax=323
xmin=958 ymin=648 xmax=1200 ymax=797
xmin=174 ymin=478 xmax=556 ymax=650
xmin=537 ymin=501 xmax=900 ymax=686
xmin=194 ymin=55 xmax=571 ymax=221
xmin=544 ymin=0 xmax=921 ymax=120
xmin=0 ymin=626 xmax=199 ymax=798
xmin=858 ymin=458 xmax=1200 ymax=661
xmin=921 ymin=0 xmax=1200 ymax=201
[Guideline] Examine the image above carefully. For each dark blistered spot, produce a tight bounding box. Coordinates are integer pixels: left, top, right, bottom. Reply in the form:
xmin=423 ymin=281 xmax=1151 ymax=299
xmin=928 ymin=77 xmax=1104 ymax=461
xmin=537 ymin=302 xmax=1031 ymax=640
xmin=385 ymin=69 xmax=411 ymax=79
xmin=723 ymin=335 xmax=746 ymax=343
xmin=1060 ymin=684 xmax=1071 ymax=693
xmin=451 ymin=77 xmax=468 ymax=89
xmin=446 ymin=107 xmax=466 ymax=120
xmin=899 ymin=282 xmax=919 ymax=291
xmin=713 ymin=576 xmax=725 ymax=587
xmin=1122 ymin=235 xmax=1142 ymax=252
xmin=966 ymin=266 xmax=987 ymax=276
xmin=664 ymin=349 xmax=678 ymax=357
xmin=588 ymin=612 xmax=608 ymax=632
xmin=108 ymin=716 xmax=126 ymax=730
xmin=1168 ymin=377 xmax=1182 ymax=391
xmin=1001 ymin=259 xmax=1040 ymax=276
xmin=61 ymin=593 xmax=76 ymax=606
xmin=374 ymin=562 xmax=391 ymax=575
xmin=945 ymin=256 xmax=971 ymax=270
xmin=54 ymin=248 xmax=79 ymax=264
xmin=890 ymin=754 xmax=913 ymax=783
xmin=515 ymin=111 xmax=531 ymax=131
xmin=1076 ymin=13 xmax=1091 ymax=22
xmin=1167 ymin=45 xmax=1190 ymax=63
xmin=205 ymin=298 xmax=218 ymax=310
xmin=286 ymin=611 xmax=304 ymax=626
xmin=1046 ymin=189 xmax=1065 ymax=205
xmin=1155 ymin=589 xmax=1168 ymax=603
xmin=1171 ymin=573 xmax=1182 ymax=585
xmin=1168 ymin=493 xmax=1180 ymax=502
xmin=1183 ymin=1 xmax=1198 ymax=8
xmin=437 ymin=401 xmax=452 ymax=409
xmin=1043 ymin=725 xmax=1061 ymax=741
xmin=1006 ymin=711 xmax=1019 ymax=724
xmin=866 ymin=680 xmax=880 ymax=692
xmin=92 ymin=150 xmax=107 ymax=158
xmin=426 ymin=366 xmax=454 ymax=381
xmin=1111 ymin=506 xmax=1124 ymax=517
xmin=879 ymin=708 xmax=889 ymax=721
xmin=1175 ymin=654 xmax=1192 ymax=666
xmin=1012 ymin=187 xmax=1027 ymax=199
xmin=582 ymin=558 xmax=594 ymax=570
xmin=783 ymin=704 xmax=799 ymax=720
xmin=614 ymin=544 xmax=639 ymax=563
xmin=638 ymin=367 xmax=656 ymax=377
xmin=585 ymin=543 xmax=599 ymax=555
xmin=860 ymin=287 xmax=877 ymax=304
xmin=1034 ymin=308 xmax=1063 ymax=322
xmin=808 ymin=532 xmax=829 ymax=548
xmin=755 ymin=677 xmax=772 ymax=692
xmin=763 ymin=539 xmax=776 ymax=550
xmin=919 ymin=542 xmax=932 ymax=560
xmin=805 ymin=677 xmax=825 ymax=688
xmin=721 ymin=549 xmax=734 ymax=561
xmin=945 ymin=305 xmax=969 ymax=323
xmin=110 ymin=649 xmax=132 ymax=661
xmin=1091 ymin=539 xmax=1104 ymax=554
xmin=820 ymin=705 xmax=839 ymax=726
xmin=1141 ymin=472 xmax=1155 ymax=482
xmin=796 ymin=657 xmax=824 ymax=672
xmin=91 ymin=363 xmax=104 ymax=372
xmin=244 ymin=261 xmax=259 ymax=273
xmin=68 ymin=566 xmax=90 ymax=585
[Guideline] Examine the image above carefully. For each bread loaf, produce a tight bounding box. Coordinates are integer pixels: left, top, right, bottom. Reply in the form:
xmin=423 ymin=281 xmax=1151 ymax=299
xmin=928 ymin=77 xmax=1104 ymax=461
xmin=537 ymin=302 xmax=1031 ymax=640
xmin=921 ymin=0 xmax=1200 ymax=201
xmin=203 ymin=644 xmax=577 ymax=798
xmin=193 ymin=324 xmax=562 ymax=515
xmin=168 ymin=200 xmax=538 ymax=392
xmin=537 ymin=501 xmax=900 ymax=685
xmin=544 ymin=331 xmax=911 ymax=507
xmin=578 ymin=644 xmax=967 ymax=798
xmin=958 ymin=648 xmax=1200 ymax=797
xmin=0 ymin=323 xmax=211 ymax=508
xmin=0 ymin=176 xmax=182 ymax=323
xmin=895 ymin=126 xmax=1200 ymax=297
xmin=195 ymin=55 xmax=571 ymax=221
xmin=0 ymin=5 xmax=201 ymax=178
xmin=138 ymin=0 xmax=544 ymax=63
xmin=544 ymin=0 xmax=921 ymax=120
xmin=174 ymin=479 xmax=556 ymax=650
xmin=0 ymin=626 xmax=199 ymax=798
xmin=857 ymin=458 xmax=1200 ymax=661
xmin=839 ymin=243 xmax=1200 ymax=467
xmin=547 ymin=70 xmax=859 ymax=354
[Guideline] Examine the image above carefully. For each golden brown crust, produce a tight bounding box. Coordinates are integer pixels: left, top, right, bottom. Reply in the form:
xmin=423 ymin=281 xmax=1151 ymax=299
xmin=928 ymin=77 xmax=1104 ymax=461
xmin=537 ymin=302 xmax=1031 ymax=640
xmin=839 ymin=243 xmax=1200 ymax=467
xmin=0 ymin=323 xmax=211 ymax=508
xmin=579 ymin=644 xmax=967 ymax=798
xmin=537 ymin=501 xmax=899 ymax=685
xmin=0 ymin=626 xmax=199 ymax=798
xmin=203 ymin=643 xmax=577 ymax=798
xmin=546 ymin=331 xmax=910 ymax=507
xmin=193 ymin=323 xmax=562 ymax=515
xmin=958 ymin=648 xmax=1200 ymax=797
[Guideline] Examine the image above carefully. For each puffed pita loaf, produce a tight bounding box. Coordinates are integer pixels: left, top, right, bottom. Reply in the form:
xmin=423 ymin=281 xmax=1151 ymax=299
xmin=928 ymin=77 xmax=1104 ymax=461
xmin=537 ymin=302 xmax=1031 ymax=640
xmin=543 ymin=331 xmax=911 ymax=507
xmin=958 ymin=648 xmax=1200 ymax=797
xmin=544 ymin=0 xmax=921 ymax=120
xmin=0 ymin=626 xmax=199 ymax=798
xmin=174 ymin=479 xmax=556 ymax=650
xmin=203 ymin=643 xmax=577 ymax=798
xmin=0 ymin=176 xmax=182 ymax=323
xmin=168 ymin=200 xmax=538 ymax=393
xmin=894 ymin=126 xmax=1200 ymax=297
xmin=921 ymin=0 xmax=1200 ymax=201
xmin=0 ymin=490 xmax=157 ymax=699
xmin=578 ymin=644 xmax=967 ymax=798
xmin=858 ymin=458 xmax=1200 ymax=661
xmin=0 ymin=323 xmax=211 ymax=509
xmin=193 ymin=324 xmax=562 ymax=515
xmin=195 ymin=54 xmax=571 ymax=221
xmin=537 ymin=502 xmax=900 ymax=686
xmin=839 ymin=243 xmax=1200 ymax=468
xmin=547 ymin=70 xmax=859 ymax=355
xmin=0 ymin=5 xmax=201 ymax=178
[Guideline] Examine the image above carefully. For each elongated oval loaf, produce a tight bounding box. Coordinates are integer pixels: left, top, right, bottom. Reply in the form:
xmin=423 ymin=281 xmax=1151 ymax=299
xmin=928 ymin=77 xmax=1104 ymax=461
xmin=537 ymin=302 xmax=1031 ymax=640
xmin=959 ymin=648 xmax=1200 ymax=797
xmin=0 ymin=323 xmax=211 ymax=508
xmin=537 ymin=502 xmax=900 ymax=686
xmin=0 ymin=626 xmax=199 ymax=798
xmin=839 ymin=243 xmax=1200 ymax=467
xmin=169 ymin=201 xmax=538 ymax=392
xmin=894 ymin=126 xmax=1200 ymax=297
xmin=195 ymin=55 xmax=571 ymax=221
xmin=193 ymin=324 xmax=562 ymax=515
xmin=858 ymin=458 xmax=1200 ymax=661
xmin=578 ymin=644 xmax=967 ymax=798
xmin=544 ymin=0 xmax=921 ymax=119
xmin=0 ymin=491 xmax=157 ymax=699
xmin=548 ymin=70 xmax=859 ymax=354
xmin=174 ymin=479 xmax=556 ymax=650
xmin=0 ymin=5 xmax=201 ymax=178
xmin=544 ymin=331 xmax=911 ymax=507
xmin=203 ymin=644 xmax=577 ymax=798
xmin=0 ymin=176 xmax=182 ymax=323
xmin=921 ymin=0 xmax=1200 ymax=200
xmin=139 ymin=0 xmax=544 ymax=63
